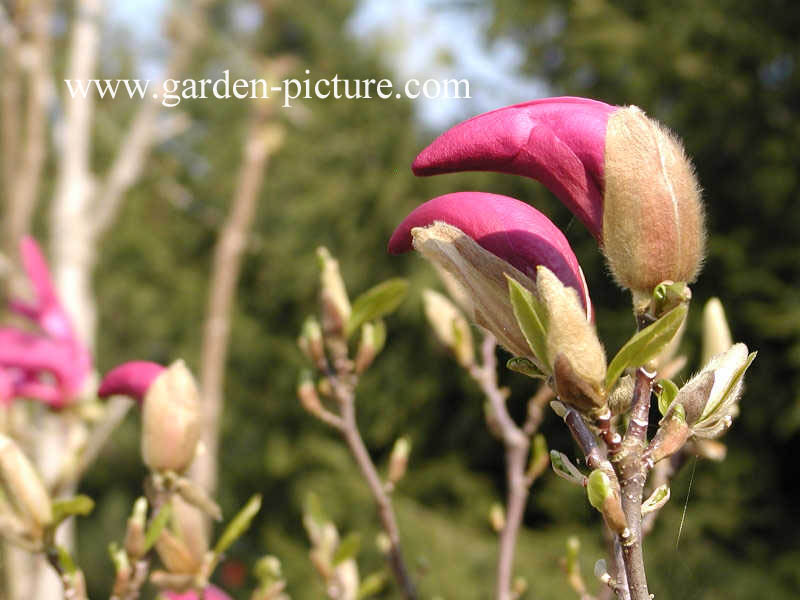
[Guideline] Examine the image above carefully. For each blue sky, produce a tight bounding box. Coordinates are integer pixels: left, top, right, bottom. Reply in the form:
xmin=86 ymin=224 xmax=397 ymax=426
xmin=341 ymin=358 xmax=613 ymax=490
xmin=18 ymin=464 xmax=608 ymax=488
xmin=108 ymin=0 xmax=547 ymax=128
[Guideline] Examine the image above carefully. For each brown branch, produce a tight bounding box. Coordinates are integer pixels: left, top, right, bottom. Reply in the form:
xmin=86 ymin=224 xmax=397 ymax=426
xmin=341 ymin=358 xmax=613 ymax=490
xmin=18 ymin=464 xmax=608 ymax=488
xmin=330 ymin=376 xmax=418 ymax=600
xmin=91 ymin=0 xmax=216 ymax=236
xmin=469 ymin=335 xmax=548 ymax=600
xmin=615 ymin=367 xmax=656 ymax=600
xmin=192 ymin=104 xmax=279 ymax=497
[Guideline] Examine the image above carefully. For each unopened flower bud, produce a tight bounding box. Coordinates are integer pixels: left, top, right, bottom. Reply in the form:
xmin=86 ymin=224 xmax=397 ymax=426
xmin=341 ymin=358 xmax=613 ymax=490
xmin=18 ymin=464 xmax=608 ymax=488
xmin=124 ymin=497 xmax=148 ymax=559
xmin=701 ymin=298 xmax=732 ymax=367
xmin=603 ymin=106 xmax=705 ymax=293
xmin=0 ymin=434 xmax=52 ymax=532
xmin=422 ymin=289 xmax=474 ymax=368
xmin=648 ymin=404 xmax=691 ymax=464
xmin=155 ymin=527 xmax=202 ymax=574
xmin=317 ymin=247 xmax=351 ymax=336
xmin=537 ymin=266 xmax=606 ymax=411
xmin=354 ymin=321 xmax=386 ymax=374
xmin=141 ymin=360 xmax=202 ymax=473
xmin=489 ymin=503 xmax=506 ymax=532
xmin=170 ymin=495 xmax=209 ymax=567
xmin=298 ymin=317 xmax=325 ymax=367
xmin=387 ymin=437 xmax=410 ymax=484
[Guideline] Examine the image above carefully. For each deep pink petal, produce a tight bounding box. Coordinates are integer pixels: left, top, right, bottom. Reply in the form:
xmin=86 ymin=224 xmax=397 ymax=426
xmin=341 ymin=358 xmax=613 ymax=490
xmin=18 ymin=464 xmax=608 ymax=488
xmin=98 ymin=361 xmax=165 ymax=402
xmin=388 ymin=191 xmax=591 ymax=313
xmin=411 ymin=97 xmax=616 ymax=239
xmin=165 ymin=585 xmax=232 ymax=600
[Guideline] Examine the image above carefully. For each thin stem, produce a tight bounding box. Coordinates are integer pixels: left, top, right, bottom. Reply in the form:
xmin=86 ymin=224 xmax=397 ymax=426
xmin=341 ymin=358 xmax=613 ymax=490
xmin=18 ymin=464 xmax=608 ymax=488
xmin=469 ymin=335 xmax=536 ymax=600
xmin=616 ymin=367 xmax=655 ymax=600
xmin=335 ymin=385 xmax=418 ymax=600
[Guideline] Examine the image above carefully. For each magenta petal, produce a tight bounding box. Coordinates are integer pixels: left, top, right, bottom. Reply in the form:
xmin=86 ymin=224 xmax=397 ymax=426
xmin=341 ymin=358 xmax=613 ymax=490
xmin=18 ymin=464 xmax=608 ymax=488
xmin=165 ymin=585 xmax=232 ymax=600
xmin=388 ymin=191 xmax=591 ymax=313
xmin=98 ymin=361 xmax=165 ymax=402
xmin=411 ymin=97 xmax=616 ymax=239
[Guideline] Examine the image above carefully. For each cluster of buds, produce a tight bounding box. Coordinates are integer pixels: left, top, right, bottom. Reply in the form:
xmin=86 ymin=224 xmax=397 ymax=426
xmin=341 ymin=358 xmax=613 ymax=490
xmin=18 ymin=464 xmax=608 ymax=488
xmin=0 ymin=237 xmax=92 ymax=407
xmin=303 ymin=495 xmax=360 ymax=600
xmin=0 ymin=434 xmax=53 ymax=548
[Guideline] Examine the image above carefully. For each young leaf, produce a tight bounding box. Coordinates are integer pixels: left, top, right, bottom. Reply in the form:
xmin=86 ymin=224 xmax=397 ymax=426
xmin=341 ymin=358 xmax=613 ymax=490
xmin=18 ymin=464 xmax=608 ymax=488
xmin=332 ymin=532 xmax=361 ymax=566
xmin=358 ymin=571 xmax=388 ymax=599
xmin=143 ymin=501 xmax=172 ymax=552
xmin=56 ymin=545 xmax=77 ymax=575
xmin=586 ymin=470 xmax=613 ymax=510
xmin=506 ymin=276 xmax=549 ymax=369
xmin=641 ymin=484 xmax=671 ymax=515
xmin=657 ymin=379 xmax=680 ymax=416
xmin=51 ymin=495 xmax=95 ymax=526
xmin=214 ymin=494 xmax=262 ymax=556
xmin=605 ymin=304 xmax=688 ymax=391
xmin=506 ymin=357 xmax=546 ymax=379
xmin=346 ymin=279 xmax=408 ymax=337
xmin=549 ymin=450 xmax=586 ymax=486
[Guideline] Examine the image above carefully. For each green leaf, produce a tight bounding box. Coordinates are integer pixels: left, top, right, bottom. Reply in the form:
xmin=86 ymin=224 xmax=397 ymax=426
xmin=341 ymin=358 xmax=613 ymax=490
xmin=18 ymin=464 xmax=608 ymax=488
xmin=549 ymin=450 xmax=585 ymax=486
xmin=506 ymin=357 xmax=546 ymax=379
xmin=605 ymin=304 xmax=688 ymax=391
xmin=346 ymin=279 xmax=408 ymax=337
xmin=641 ymin=484 xmax=670 ymax=515
xmin=56 ymin=545 xmax=77 ymax=575
xmin=214 ymin=494 xmax=262 ymax=556
xmin=701 ymin=351 xmax=757 ymax=421
xmin=357 ymin=571 xmax=388 ymax=599
xmin=52 ymin=495 xmax=95 ymax=525
xmin=506 ymin=276 xmax=549 ymax=369
xmin=143 ymin=501 xmax=172 ymax=552
xmin=657 ymin=379 xmax=680 ymax=416
xmin=332 ymin=532 xmax=361 ymax=566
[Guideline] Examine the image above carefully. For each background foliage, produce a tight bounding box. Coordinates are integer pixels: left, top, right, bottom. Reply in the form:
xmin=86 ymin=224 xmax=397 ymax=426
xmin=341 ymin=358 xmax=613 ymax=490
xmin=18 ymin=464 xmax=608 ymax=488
xmin=16 ymin=0 xmax=798 ymax=597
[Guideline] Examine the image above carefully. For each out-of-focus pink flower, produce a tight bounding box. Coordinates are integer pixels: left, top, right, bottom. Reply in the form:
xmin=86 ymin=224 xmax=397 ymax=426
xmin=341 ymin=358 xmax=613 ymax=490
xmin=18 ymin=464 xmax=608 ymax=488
xmin=0 ymin=237 xmax=92 ymax=408
xmin=388 ymin=191 xmax=591 ymax=314
xmin=412 ymin=97 xmax=615 ymax=240
xmin=98 ymin=361 xmax=166 ymax=403
xmin=164 ymin=584 xmax=232 ymax=600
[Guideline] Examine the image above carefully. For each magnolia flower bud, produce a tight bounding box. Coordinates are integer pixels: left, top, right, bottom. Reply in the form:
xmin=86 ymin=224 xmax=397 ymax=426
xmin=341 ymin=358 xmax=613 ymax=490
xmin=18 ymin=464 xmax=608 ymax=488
xmin=701 ymin=298 xmax=733 ymax=367
xmin=0 ymin=434 xmax=52 ymax=532
xmin=155 ymin=527 xmax=202 ymax=574
xmin=317 ymin=247 xmax=351 ymax=336
xmin=537 ymin=266 xmax=606 ymax=410
xmin=141 ymin=360 xmax=202 ymax=473
xmin=489 ymin=503 xmax=506 ymax=533
xmin=297 ymin=371 xmax=325 ymax=419
xmin=422 ymin=289 xmax=474 ymax=368
xmin=411 ymin=222 xmax=538 ymax=358
xmin=170 ymin=495 xmax=209 ymax=567
xmin=603 ymin=106 xmax=705 ymax=292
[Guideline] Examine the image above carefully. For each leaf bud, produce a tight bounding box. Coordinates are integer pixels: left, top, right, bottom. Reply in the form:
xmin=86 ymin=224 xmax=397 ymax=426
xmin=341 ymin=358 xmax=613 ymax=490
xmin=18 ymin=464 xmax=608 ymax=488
xmin=124 ymin=497 xmax=148 ymax=560
xmin=701 ymin=298 xmax=733 ymax=367
xmin=387 ymin=436 xmax=410 ymax=485
xmin=603 ymin=106 xmax=706 ymax=293
xmin=489 ymin=503 xmax=505 ymax=533
xmin=354 ymin=321 xmax=386 ymax=374
xmin=141 ymin=360 xmax=202 ymax=473
xmin=0 ymin=434 xmax=52 ymax=533
xmin=586 ymin=469 xmax=627 ymax=535
xmin=317 ymin=247 xmax=351 ymax=337
xmin=298 ymin=317 xmax=325 ymax=367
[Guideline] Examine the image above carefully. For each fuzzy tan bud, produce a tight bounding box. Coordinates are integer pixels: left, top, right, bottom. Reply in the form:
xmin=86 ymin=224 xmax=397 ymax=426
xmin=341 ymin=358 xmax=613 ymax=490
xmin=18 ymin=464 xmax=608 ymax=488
xmin=170 ymin=495 xmax=209 ymax=567
xmin=155 ymin=527 xmax=202 ymax=574
xmin=701 ymin=298 xmax=733 ymax=367
xmin=124 ymin=497 xmax=148 ymax=559
xmin=411 ymin=222 xmax=537 ymax=358
xmin=317 ymin=247 xmax=351 ymax=336
xmin=354 ymin=321 xmax=386 ymax=374
xmin=603 ymin=106 xmax=706 ymax=292
xmin=422 ymin=289 xmax=474 ymax=368
xmin=141 ymin=360 xmax=202 ymax=473
xmin=298 ymin=317 xmax=325 ymax=367
xmin=537 ymin=266 xmax=606 ymax=395
xmin=0 ymin=434 xmax=52 ymax=532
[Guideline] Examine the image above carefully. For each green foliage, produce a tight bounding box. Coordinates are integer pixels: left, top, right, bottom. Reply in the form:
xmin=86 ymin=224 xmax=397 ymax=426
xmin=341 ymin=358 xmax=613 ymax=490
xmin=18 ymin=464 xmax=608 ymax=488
xmin=347 ymin=278 xmax=409 ymax=337
xmin=507 ymin=275 xmax=549 ymax=369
